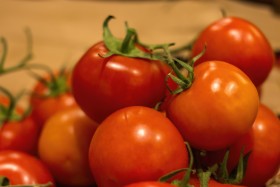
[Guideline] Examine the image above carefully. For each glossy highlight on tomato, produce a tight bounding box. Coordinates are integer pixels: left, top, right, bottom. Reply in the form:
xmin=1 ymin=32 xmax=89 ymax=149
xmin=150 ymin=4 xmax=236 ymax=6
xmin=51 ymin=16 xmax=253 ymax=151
xmin=89 ymin=106 xmax=188 ymax=187
xmin=166 ymin=61 xmax=259 ymax=151
xmin=0 ymin=150 xmax=55 ymax=186
xmin=191 ymin=16 xmax=275 ymax=87
xmin=72 ymin=41 xmax=169 ymax=123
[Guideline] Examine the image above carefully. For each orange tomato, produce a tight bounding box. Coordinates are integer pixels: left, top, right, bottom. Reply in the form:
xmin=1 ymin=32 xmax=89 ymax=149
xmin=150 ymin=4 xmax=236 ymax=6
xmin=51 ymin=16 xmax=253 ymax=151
xmin=38 ymin=106 xmax=98 ymax=187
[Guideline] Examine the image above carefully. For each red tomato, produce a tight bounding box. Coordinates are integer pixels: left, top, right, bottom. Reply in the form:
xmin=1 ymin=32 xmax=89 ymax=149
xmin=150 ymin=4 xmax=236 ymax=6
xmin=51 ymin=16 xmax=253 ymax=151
xmin=30 ymin=70 xmax=77 ymax=129
xmin=166 ymin=61 xmax=259 ymax=151
xmin=201 ymin=103 xmax=280 ymax=187
xmin=124 ymin=181 xmax=176 ymax=187
xmin=0 ymin=150 xmax=55 ymax=186
xmin=72 ymin=41 xmax=169 ymax=123
xmin=191 ymin=16 xmax=275 ymax=87
xmin=38 ymin=106 xmax=98 ymax=187
xmin=212 ymin=104 xmax=280 ymax=187
xmin=189 ymin=177 xmax=248 ymax=187
xmin=0 ymin=95 xmax=39 ymax=154
xmin=89 ymin=106 xmax=188 ymax=187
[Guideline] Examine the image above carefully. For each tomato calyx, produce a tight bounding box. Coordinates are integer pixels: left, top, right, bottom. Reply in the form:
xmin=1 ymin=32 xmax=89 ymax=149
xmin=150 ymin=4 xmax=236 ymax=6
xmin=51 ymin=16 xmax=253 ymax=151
xmin=0 ymin=87 xmax=30 ymax=126
xmin=102 ymin=15 xmax=173 ymax=61
xmin=0 ymin=28 xmax=33 ymax=75
xmin=0 ymin=176 xmax=52 ymax=187
xmin=196 ymin=148 xmax=250 ymax=186
xmin=28 ymin=64 xmax=70 ymax=98
xmin=164 ymin=45 xmax=206 ymax=95
xmin=212 ymin=149 xmax=250 ymax=185
xmin=159 ymin=144 xmax=250 ymax=186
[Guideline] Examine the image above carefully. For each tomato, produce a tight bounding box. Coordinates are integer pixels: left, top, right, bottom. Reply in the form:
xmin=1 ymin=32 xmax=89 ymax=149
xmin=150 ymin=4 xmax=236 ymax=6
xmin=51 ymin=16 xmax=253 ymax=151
xmin=201 ymin=103 xmax=280 ymax=187
xmin=166 ymin=61 xmax=259 ymax=151
xmin=124 ymin=181 xmax=176 ymax=187
xmin=191 ymin=16 xmax=275 ymax=87
xmin=0 ymin=95 xmax=39 ymax=155
xmin=72 ymin=41 xmax=169 ymax=123
xmin=0 ymin=150 xmax=55 ymax=186
xmin=89 ymin=106 xmax=188 ymax=187
xmin=29 ymin=68 xmax=76 ymax=129
xmin=38 ymin=106 xmax=98 ymax=187
xmin=188 ymin=177 xmax=247 ymax=187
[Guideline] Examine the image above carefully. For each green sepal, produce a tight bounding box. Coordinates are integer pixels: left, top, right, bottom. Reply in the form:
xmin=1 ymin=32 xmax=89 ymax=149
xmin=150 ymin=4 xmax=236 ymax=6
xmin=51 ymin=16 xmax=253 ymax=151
xmin=0 ymin=176 xmax=10 ymax=186
xmin=102 ymin=15 xmax=171 ymax=61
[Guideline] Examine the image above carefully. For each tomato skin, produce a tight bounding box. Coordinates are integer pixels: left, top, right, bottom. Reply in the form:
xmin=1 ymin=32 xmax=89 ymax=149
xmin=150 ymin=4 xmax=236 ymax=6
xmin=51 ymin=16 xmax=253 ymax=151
xmin=0 ymin=116 xmax=39 ymax=154
xmin=189 ymin=177 xmax=248 ymax=187
xmin=0 ymin=150 xmax=55 ymax=186
xmin=72 ymin=41 xmax=168 ymax=123
xmin=38 ymin=106 xmax=98 ymax=187
xmin=166 ymin=61 xmax=259 ymax=151
xmin=0 ymin=96 xmax=39 ymax=154
xmin=191 ymin=16 xmax=275 ymax=87
xmin=89 ymin=106 xmax=188 ymax=187
xmin=124 ymin=181 xmax=176 ymax=187
xmin=198 ymin=103 xmax=280 ymax=187
xmin=30 ymin=92 xmax=76 ymax=128
xmin=30 ymin=72 xmax=77 ymax=129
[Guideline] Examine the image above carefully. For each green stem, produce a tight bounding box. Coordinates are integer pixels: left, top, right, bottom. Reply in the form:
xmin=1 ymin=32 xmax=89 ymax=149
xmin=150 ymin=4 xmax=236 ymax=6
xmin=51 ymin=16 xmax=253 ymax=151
xmin=120 ymin=23 xmax=137 ymax=53
xmin=0 ymin=87 xmax=17 ymax=125
xmin=0 ymin=37 xmax=8 ymax=73
xmin=0 ymin=28 xmax=33 ymax=75
xmin=179 ymin=142 xmax=194 ymax=187
xmin=26 ymin=63 xmax=70 ymax=97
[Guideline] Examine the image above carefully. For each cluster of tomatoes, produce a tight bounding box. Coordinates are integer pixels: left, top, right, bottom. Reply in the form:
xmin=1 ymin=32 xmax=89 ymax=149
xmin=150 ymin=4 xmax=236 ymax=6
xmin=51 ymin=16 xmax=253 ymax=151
xmin=0 ymin=14 xmax=280 ymax=187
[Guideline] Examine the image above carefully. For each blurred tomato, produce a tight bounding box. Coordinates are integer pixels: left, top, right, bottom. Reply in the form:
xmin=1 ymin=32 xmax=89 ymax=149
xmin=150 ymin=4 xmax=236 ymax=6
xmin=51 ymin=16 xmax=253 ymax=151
xmin=191 ymin=16 xmax=275 ymax=87
xmin=38 ymin=106 xmax=98 ymax=187
xmin=0 ymin=94 xmax=39 ymax=154
xmin=30 ymin=69 xmax=76 ymax=129
xmin=0 ymin=150 xmax=55 ymax=186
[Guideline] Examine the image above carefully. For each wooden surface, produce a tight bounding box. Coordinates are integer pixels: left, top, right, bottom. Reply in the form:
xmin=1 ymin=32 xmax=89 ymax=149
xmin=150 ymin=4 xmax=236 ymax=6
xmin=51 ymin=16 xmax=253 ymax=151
xmin=0 ymin=0 xmax=280 ymax=114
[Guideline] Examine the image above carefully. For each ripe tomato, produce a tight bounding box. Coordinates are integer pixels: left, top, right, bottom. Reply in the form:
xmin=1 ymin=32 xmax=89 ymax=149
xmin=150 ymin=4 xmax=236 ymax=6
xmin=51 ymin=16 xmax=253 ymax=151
xmin=191 ymin=16 xmax=275 ymax=87
xmin=38 ymin=106 xmax=98 ymax=187
xmin=166 ymin=61 xmax=259 ymax=151
xmin=72 ymin=41 xmax=168 ymax=123
xmin=0 ymin=94 xmax=39 ymax=155
xmin=124 ymin=181 xmax=176 ymax=187
xmin=238 ymin=106 xmax=280 ymax=187
xmin=89 ymin=106 xmax=188 ymax=187
xmin=189 ymin=176 xmax=248 ymax=187
xmin=0 ymin=150 xmax=55 ymax=186
xmin=205 ymin=103 xmax=280 ymax=187
xmin=30 ymin=69 xmax=77 ymax=129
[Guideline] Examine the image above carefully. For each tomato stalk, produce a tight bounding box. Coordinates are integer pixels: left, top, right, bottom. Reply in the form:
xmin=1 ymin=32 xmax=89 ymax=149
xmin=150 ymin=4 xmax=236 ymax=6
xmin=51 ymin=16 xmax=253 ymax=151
xmin=0 ymin=87 xmax=29 ymax=126
xmin=0 ymin=28 xmax=33 ymax=75
xmin=158 ymin=142 xmax=207 ymax=187
xmin=102 ymin=15 xmax=172 ymax=61
xmin=27 ymin=64 xmax=70 ymax=98
xmin=163 ymin=45 xmax=206 ymax=95
xmin=212 ymin=149 xmax=250 ymax=184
